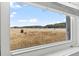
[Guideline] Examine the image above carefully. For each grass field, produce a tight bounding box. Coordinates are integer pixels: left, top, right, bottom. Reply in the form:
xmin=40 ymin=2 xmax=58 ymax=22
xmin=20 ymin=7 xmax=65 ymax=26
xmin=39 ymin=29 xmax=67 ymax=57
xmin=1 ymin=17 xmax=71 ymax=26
xmin=10 ymin=28 xmax=66 ymax=50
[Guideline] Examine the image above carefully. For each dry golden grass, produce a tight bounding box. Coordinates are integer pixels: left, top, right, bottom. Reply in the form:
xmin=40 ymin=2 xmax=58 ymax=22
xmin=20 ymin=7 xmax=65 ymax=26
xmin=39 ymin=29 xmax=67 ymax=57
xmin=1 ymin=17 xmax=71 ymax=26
xmin=10 ymin=28 xmax=66 ymax=50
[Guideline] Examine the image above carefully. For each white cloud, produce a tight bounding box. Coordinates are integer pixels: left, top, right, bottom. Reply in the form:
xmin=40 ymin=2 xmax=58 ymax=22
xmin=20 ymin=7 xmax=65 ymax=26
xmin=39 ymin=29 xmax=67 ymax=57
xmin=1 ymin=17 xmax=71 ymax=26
xmin=23 ymin=4 xmax=28 ymax=7
xmin=10 ymin=2 xmax=14 ymax=7
xmin=18 ymin=19 xmax=28 ymax=23
xmin=18 ymin=18 xmax=38 ymax=23
xmin=10 ymin=2 xmax=15 ymax=8
xmin=17 ymin=18 xmax=38 ymax=26
xmin=10 ymin=2 xmax=29 ymax=9
xmin=10 ymin=2 xmax=22 ymax=8
xmin=10 ymin=14 xmax=14 ymax=18
xmin=10 ymin=12 xmax=16 ymax=18
xmin=12 ymin=12 xmax=16 ymax=15
xmin=15 ymin=4 xmax=22 ymax=8
xmin=29 ymin=18 xmax=37 ymax=23
xmin=51 ymin=20 xmax=66 ymax=24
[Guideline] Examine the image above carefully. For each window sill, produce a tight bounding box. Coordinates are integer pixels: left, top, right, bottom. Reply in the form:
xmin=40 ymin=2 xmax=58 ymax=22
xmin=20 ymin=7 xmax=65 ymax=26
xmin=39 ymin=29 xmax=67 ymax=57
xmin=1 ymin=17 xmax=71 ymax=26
xmin=11 ymin=40 xmax=72 ymax=56
xmin=44 ymin=47 xmax=79 ymax=56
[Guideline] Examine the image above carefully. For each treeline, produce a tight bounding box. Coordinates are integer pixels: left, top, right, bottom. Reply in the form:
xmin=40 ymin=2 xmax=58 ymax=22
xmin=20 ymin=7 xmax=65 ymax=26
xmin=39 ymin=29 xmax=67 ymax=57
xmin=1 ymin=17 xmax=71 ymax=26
xmin=11 ymin=22 xmax=66 ymax=28
xmin=45 ymin=23 xmax=66 ymax=28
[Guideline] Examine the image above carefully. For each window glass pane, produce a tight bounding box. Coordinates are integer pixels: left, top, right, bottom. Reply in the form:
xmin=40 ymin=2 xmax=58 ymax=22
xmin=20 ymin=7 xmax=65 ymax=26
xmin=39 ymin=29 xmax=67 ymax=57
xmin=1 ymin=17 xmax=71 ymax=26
xmin=10 ymin=2 xmax=69 ymax=50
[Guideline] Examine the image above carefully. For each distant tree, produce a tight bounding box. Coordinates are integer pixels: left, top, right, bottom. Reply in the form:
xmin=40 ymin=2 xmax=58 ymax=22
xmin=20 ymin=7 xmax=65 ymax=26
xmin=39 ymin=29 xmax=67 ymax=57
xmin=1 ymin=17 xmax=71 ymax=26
xmin=45 ymin=24 xmax=54 ymax=28
xmin=12 ymin=22 xmax=66 ymax=28
xmin=45 ymin=22 xmax=66 ymax=28
xmin=13 ymin=26 xmax=19 ymax=28
xmin=54 ymin=23 xmax=66 ymax=28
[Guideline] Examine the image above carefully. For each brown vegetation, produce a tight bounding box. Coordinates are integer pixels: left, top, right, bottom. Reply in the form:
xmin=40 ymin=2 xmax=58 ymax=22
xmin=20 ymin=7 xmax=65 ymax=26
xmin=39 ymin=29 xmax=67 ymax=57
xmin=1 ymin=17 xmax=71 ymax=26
xmin=10 ymin=28 xmax=66 ymax=50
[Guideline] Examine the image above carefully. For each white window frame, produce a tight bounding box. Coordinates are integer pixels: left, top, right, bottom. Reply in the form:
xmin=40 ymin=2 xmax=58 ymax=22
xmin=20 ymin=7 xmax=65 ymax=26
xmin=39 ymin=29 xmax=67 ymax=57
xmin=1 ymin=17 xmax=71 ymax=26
xmin=0 ymin=2 xmax=10 ymax=56
xmin=0 ymin=2 xmax=78 ymax=56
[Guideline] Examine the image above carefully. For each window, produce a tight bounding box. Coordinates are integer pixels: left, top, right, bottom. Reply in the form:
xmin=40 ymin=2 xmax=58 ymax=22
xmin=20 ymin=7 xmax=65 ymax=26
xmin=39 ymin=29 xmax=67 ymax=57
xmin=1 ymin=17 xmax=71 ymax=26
xmin=10 ymin=2 xmax=71 ymax=51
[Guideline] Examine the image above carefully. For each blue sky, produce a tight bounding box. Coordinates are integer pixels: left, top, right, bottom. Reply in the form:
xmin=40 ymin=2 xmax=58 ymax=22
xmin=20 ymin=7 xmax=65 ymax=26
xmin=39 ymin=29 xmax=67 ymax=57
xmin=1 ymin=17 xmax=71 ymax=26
xmin=10 ymin=2 xmax=66 ymax=27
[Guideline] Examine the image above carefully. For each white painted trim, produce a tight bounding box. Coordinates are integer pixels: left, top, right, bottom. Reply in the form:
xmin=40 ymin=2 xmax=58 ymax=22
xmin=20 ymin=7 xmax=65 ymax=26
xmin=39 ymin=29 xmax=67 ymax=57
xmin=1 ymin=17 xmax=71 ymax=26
xmin=44 ymin=47 xmax=79 ymax=56
xmin=75 ymin=16 xmax=79 ymax=47
xmin=0 ymin=2 xmax=10 ymax=56
xmin=70 ymin=16 xmax=78 ymax=47
xmin=58 ymin=2 xmax=79 ymax=10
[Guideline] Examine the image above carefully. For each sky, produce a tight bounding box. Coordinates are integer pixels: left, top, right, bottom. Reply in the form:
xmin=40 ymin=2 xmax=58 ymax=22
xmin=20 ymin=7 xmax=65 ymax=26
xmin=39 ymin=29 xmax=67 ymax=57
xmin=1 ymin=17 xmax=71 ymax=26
xmin=10 ymin=2 xmax=66 ymax=27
